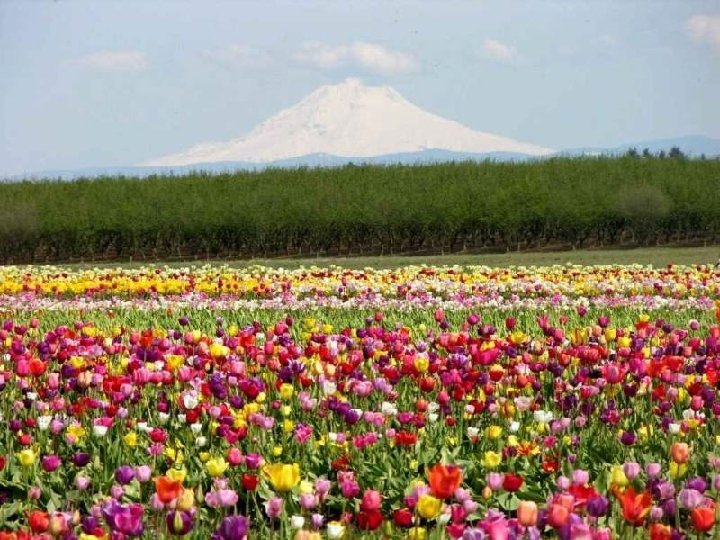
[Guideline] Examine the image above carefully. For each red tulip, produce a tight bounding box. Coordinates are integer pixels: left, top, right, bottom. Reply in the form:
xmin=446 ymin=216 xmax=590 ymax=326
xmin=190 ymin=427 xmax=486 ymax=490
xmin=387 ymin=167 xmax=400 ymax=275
xmin=356 ymin=509 xmax=383 ymax=530
xmin=502 ymin=473 xmax=523 ymax=492
xmin=28 ymin=510 xmax=49 ymax=533
xmin=241 ymin=474 xmax=259 ymax=491
xmin=690 ymin=504 xmax=715 ymax=532
xmin=393 ymin=508 xmax=413 ymax=528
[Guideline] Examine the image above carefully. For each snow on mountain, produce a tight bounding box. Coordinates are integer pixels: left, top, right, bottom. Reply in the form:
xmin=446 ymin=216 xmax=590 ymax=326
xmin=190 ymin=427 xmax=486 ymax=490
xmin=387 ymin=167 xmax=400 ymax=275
xmin=144 ymin=78 xmax=553 ymax=166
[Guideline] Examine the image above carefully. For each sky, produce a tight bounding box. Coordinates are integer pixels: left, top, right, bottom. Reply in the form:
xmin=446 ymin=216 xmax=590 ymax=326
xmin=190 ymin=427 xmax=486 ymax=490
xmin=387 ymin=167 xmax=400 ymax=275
xmin=1 ymin=0 xmax=719 ymax=176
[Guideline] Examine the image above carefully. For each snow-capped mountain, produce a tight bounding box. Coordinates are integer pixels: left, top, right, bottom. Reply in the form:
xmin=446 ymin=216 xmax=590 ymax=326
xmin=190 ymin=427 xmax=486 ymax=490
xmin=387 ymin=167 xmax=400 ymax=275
xmin=144 ymin=78 xmax=553 ymax=166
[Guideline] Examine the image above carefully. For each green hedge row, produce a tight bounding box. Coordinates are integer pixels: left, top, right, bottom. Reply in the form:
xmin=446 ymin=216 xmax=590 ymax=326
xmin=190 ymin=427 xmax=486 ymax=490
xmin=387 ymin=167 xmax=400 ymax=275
xmin=1 ymin=157 xmax=719 ymax=263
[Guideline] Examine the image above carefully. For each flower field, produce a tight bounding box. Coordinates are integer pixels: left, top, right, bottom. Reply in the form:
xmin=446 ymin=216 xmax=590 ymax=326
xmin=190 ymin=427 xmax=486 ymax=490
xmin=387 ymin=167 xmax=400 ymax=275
xmin=2 ymin=263 xmax=720 ymax=539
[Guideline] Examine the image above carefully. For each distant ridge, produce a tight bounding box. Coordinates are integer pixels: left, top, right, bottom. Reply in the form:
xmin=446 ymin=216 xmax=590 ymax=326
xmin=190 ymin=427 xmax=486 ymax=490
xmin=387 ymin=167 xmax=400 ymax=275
xmin=7 ymin=136 xmax=720 ymax=182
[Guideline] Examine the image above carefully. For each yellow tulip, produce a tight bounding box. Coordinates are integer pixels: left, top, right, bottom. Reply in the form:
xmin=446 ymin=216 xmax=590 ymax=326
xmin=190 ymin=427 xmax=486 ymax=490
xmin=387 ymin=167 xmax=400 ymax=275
xmin=166 ymin=355 xmax=184 ymax=371
xmin=610 ymin=465 xmax=628 ymax=487
xmin=408 ymin=527 xmax=428 ymax=540
xmin=206 ymin=457 xmax=228 ymax=477
xmin=417 ymin=494 xmax=442 ymax=519
xmin=280 ymin=383 xmax=294 ymax=400
xmin=167 ymin=468 xmax=187 ymax=483
xmin=414 ymin=356 xmax=429 ymax=373
xmin=264 ymin=463 xmax=301 ymax=492
xmin=486 ymin=425 xmax=503 ymax=439
xmin=482 ymin=451 xmax=502 ymax=469
xmin=209 ymin=343 xmax=229 ymax=358
xmin=123 ymin=432 xmax=138 ymax=447
xmin=16 ymin=448 xmax=36 ymax=467
xmin=299 ymin=480 xmax=314 ymax=494
xmin=669 ymin=462 xmax=687 ymax=479
xmin=176 ymin=488 xmax=194 ymax=510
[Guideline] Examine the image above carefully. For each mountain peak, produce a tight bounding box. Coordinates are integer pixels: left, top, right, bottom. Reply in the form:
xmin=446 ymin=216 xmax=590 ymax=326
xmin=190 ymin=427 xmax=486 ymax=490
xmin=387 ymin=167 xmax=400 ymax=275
xmin=145 ymin=80 xmax=553 ymax=166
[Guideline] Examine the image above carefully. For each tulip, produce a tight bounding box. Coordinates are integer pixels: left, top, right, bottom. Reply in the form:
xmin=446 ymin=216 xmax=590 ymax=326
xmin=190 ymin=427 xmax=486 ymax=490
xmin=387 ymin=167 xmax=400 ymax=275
xmin=166 ymin=510 xmax=194 ymax=536
xmin=645 ymin=463 xmax=662 ymax=478
xmin=212 ymin=514 xmax=249 ymax=540
xmin=115 ymin=465 xmax=135 ymax=485
xmin=622 ymin=462 xmax=641 ymax=480
xmin=206 ymin=457 xmax=229 ymax=478
xmin=586 ymin=495 xmax=609 ymax=518
xmin=155 ymin=476 xmax=183 ymax=504
xmin=481 ymin=451 xmax=502 ymax=469
xmin=690 ymin=504 xmax=715 ymax=532
xmin=16 ymin=448 xmax=36 ymax=467
xmin=616 ymin=487 xmax=652 ymax=526
xmin=678 ymin=488 xmax=704 ymax=509
xmin=547 ymin=503 xmax=570 ymax=528
xmin=427 ymin=464 xmax=463 ymax=499
xmin=502 ymin=473 xmax=524 ymax=492
xmin=670 ymin=442 xmax=690 ymax=464
xmin=264 ymin=497 xmax=284 ymax=519
xmin=360 ymin=489 xmax=382 ymax=511
xmin=417 ymin=494 xmax=442 ymax=519
xmin=326 ymin=521 xmax=345 ymax=539
xmin=263 ymin=463 xmax=300 ymax=492
xmin=517 ymin=501 xmax=538 ymax=527
xmin=28 ymin=510 xmax=49 ymax=533
xmin=41 ymin=454 xmax=61 ymax=472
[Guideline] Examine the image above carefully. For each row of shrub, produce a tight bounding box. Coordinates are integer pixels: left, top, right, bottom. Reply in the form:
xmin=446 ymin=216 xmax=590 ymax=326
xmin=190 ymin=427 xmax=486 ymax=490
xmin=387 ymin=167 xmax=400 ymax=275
xmin=1 ymin=156 xmax=719 ymax=263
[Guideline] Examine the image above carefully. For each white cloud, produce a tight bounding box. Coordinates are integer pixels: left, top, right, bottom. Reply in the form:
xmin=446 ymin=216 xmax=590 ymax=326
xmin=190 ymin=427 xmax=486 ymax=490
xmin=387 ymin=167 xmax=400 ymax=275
xmin=204 ymin=44 xmax=272 ymax=67
xmin=686 ymin=15 xmax=720 ymax=54
xmin=480 ymin=38 xmax=518 ymax=64
xmin=75 ymin=50 xmax=148 ymax=71
xmin=293 ymin=41 xmax=418 ymax=74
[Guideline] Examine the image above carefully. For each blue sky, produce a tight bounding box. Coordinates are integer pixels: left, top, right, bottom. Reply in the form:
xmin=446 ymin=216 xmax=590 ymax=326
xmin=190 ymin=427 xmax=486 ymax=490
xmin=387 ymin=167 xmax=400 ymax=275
xmin=1 ymin=0 xmax=719 ymax=175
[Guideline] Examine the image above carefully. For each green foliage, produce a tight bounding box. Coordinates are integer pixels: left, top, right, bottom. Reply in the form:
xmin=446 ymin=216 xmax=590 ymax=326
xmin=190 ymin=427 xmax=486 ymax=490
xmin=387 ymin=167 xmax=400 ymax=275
xmin=0 ymin=156 xmax=719 ymax=263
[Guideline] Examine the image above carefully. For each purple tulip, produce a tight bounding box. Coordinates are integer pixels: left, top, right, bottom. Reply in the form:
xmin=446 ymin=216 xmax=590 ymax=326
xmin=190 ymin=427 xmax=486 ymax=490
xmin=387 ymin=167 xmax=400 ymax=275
xmin=655 ymin=481 xmax=675 ymax=500
xmin=619 ymin=431 xmax=636 ymax=446
xmin=212 ymin=515 xmax=249 ymax=540
xmin=686 ymin=477 xmax=708 ymax=492
xmin=587 ymin=496 xmax=609 ymax=517
xmin=102 ymin=500 xmax=144 ymax=537
xmin=678 ymin=488 xmax=705 ymax=509
xmin=166 ymin=510 xmax=194 ymax=536
xmin=115 ymin=465 xmax=135 ymax=485
xmin=72 ymin=452 xmax=91 ymax=467
xmin=650 ymin=506 xmax=664 ymax=521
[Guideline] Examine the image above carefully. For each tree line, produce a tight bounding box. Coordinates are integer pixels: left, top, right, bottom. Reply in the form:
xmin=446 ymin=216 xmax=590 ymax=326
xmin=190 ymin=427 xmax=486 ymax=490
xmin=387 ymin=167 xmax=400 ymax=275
xmin=0 ymin=156 xmax=718 ymax=263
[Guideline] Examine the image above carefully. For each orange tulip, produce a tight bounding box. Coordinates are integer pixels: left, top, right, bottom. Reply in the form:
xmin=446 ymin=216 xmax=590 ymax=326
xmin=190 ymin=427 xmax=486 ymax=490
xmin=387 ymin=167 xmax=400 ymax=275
xmin=547 ymin=503 xmax=570 ymax=528
xmin=517 ymin=501 xmax=538 ymax=527
xmin=690 ymin=504 xmax=715 ymax=532
xmin=427 ymin=464 xmax=463 ymax=499
xmin=155 ymin=475 xmax=183 ymax=503
xmin=670 ymin=442 xmax=690 ymax=464
xmin=649 ymin=523 xmax=672 ymax=540
xmin=615 ymin=487 xmax=652 ymax=526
